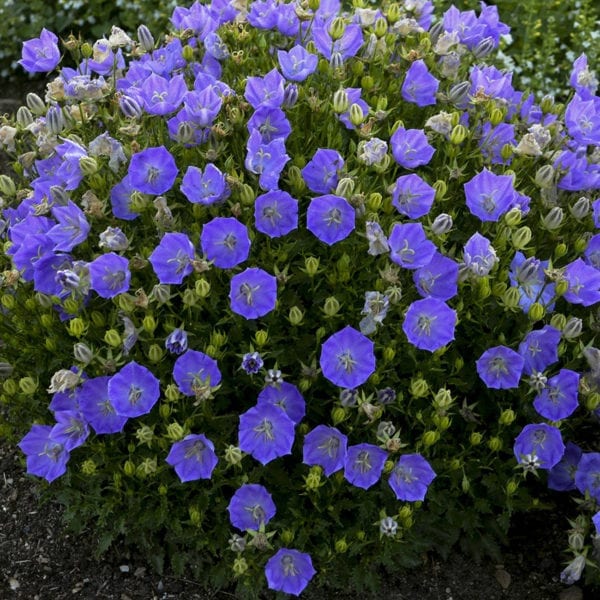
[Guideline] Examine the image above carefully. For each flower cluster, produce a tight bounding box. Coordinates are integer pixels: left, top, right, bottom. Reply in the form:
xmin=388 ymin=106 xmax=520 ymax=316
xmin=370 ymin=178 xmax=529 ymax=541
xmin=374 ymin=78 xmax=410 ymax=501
xmin=2 ymin=0 xmax=600 ymax=594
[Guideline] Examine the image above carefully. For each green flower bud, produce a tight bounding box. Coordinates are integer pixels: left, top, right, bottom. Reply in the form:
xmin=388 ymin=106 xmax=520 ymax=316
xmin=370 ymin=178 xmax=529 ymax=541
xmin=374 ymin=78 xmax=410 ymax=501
xmin=528 ymin=302 xmax=545 ymax=322
xmin=422 ymin=430 xmax=439 ymax=447
xmin=335 ymin=177 xmax=355 ymax=198
xmin=554 ymin=278 xmax=569 ymax=296
xmin=499 ymin=409 xmax=516 ymax=425
xmin=506 ymin=479 xmax=519 ymax=495
xmin=461 ymin=474 xmax=471 ymax=493
xmin=45 ymin=338 xmax=57 ymax=352
xmin=166 ymin=422 xmax=185 ymax=441
xmin=288 ymin=306 xmax=304 ymax=326
xmin=135 ymin=424 xmax=154 ymax=446
xmin=81 ymin=459 xmax=97 ymax=475
xmin=26 ymin=92 xmax=46 ymax=115
xmin=323 ymin=296 xmax=341 ymax=317
xmin=331 ymin=406 xmax=347 ymax=425
xmin=574 ymin=237 xmax=588 ymax=253
xmin=332 ymin=88 xmax=349 ymax=113
xmin=470 ymin=432 xmax=483 ymax=445
xmin=553 ymin=243 xmax=567 ymax=261
xmin=365 ymin=193 xmax=381 ymax=211
xmin=448 ymin=458 xmax=461 ymax=471
xmin=540 ymin=94 xmax=555 ymax=113
xmin=165 ymin=383 xmax=180 ymax=403
xmin=350 ymin=59 xmax=363 ymax=76
xmin=0 ymin=174 xmax=16 ymax=197
xmin=308 ymin=0 xmax=320 ymax=11
xmin=68 ymin=317 xmax=87 ymax=337
xmin=232 ymin=557 xmax=248 ymax=576
xmin=361 ymin=74 xmax=375 ymax=91
xmin=477 ymin=277 xmax=491 ymax=299
xmin=137 ymin=457 xmax=157 ymax=477
xmin=239 ymin=183 xmax=255 ymax=205
xmin=287 ymin=165 xmax=306 ymax=193
xmin=549 ymin=313 xmax=567 ymax=331
xmin=329 ymin=16 xmax=346 ymax=40
xmin=503 ymin=207 xmax=521 ymax=227
xmin=410 ymin=377 xmax=429 ymax=398
xmin=304 ymin=256 xmax=320 ymax=277
xmin=383 ymin=347 xmax=395 ymax=362
xmin=334 ymin=538 xmax=348 ymax=553
xmin=433 ymin=415 xmax=451 ymax=430
xmin=116 ymin=293 xmax=135 ymax=313
xmin=194 ymin=278 xmax=211 ymax=298
xmin=349 ymin=102 xmax=365 ymax=127
xmin=432 ymin=180 xmax=447 ymax=201
xmin=224 ymin=444 xmax=243 ymax=465
xmin=570 ymin=196 xmax=590 ymax=220
xmin=3 ymin=379 xmax=17 ymax=395
xmin=304 ymin=466 xmax=322 ymax=490
xmin=511 ymin=225 xmax=532 ymax=250
xmin=205 ymin=344 xmax=218 ymax=358
xmin=500 ymin=144 xmax=513 ymax=161
xmin=254 ymin=330 xmax=268 ymax=347
xmin=355 ymin=530 xmax=366 ymax=541
xmin=159 ymin=403 xmax=171 ymax=418
xmin=542 ymin=206 xmax=564 ymax=230
xmin=123 ymin=460 xmax=136 ymax=476
xmin=281 ymin=529 xmax=295 ymax=545
xmin=63 ymin=297 xmax=81 ymax=315
xmin=568 ymin=532 xmax=584 ymax=552
xmin=182 ymin=44 xmax=194 ymax=62
xmin=73 ymin=342 xmax=93 ymax=364
xmin=104 ymin=329 xmax=121 ymax=347
xmin=449 ymin=124 xmax=467 ymax=145
xmin=79 ymin=156 xmax=98 ymax=176
xmin=210 ymin=330 xmax=227 ymax=348
xmin=534 ymin=164 xmax=555 ymax=188
xmin=19 ymin=376 xmax=38 ymax=395
xmin=585 ymin=392 xmax=600 ymax=411
xmin=39 ymin=313 xmax=53 ymax=329
xmin=502 ymin=287 xmax=521 ymax=310
xmin=189 ymin=506 xmax=202 ymax=526
xmin=16 ymin=105 xmax=33 ymax=128
xmin=182 ymin=288 xmax=197 ymax=306
xmin=148 ymin=344 xmax=164 ymax=362
xmin=563 ymin=316 xmax=582 ymax=339
xmin=489 ymin=107 xmax=504 ymax=126
xmin=142 ymin=315 xmax=156 ymax=333
xmin=488 ymin=436 xmax=502 ymax=452
xmin=1 ymin=294 xmax=14 ymax=310
xmin=433 ymin=388 xmax=453 ymax=409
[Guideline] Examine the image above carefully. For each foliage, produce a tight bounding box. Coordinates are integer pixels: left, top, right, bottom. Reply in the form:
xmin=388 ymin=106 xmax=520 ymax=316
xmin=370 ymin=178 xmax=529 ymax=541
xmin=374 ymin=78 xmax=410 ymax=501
xmin=1 ymin=0 xmax=600 ymax=596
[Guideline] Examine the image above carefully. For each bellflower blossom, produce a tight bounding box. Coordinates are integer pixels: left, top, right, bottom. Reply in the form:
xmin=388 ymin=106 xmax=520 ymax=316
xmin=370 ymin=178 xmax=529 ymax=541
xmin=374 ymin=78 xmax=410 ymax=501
xmin=180 ymin=163 xmax=230 ymax=205
xmin=238 ymin=402 xmax=295 ymax=465
xmin=110 ymin=175 xmax=140 ymax=220
xmin=311 ymin=20 xmax=364 ymax=62
xmin=562 ymin=258 xmax=600 ymax=307
xmin=570 ymin=53 xmax=598 ymax=99
xmin=388 ymin=454 xmax=436 ymax=501
xmin=257 ymin=382 xmax=306 ymax=425
xmin=200 ymin=216 xmax=250 ymax=268
xmin=462 ymin=232 xmax=498 ymax=277
xmin=533 ymin=369 xmax=580 ymax=421
xmin=247 ymin=106 xmax=291 ymax=143
xmin=518 ymin=325 xmax=561 ymax=376
xmin=254 ymin=190 xmax=298 ymax=237
xmin=47 ymin=201 xmax=91 ymax=252
xmin=241 ymin=351 xmax=264 ymax=374
xmin=139 ymin=73 xmax=187 ymax=115
xmin=149 ymin=232 xmax=195 ymax=284
xmin=388 ymin=222 xmax=436 ymax=269
xmin=265 ymin=548 xmax=316 ymax=596
xmin=166 ymin=434 xmax=218 ymax=482
xmin=320 ymin=326 xmax=376 ymax=389
xmin=228 ymin=483 xmax=276 ymax=531
xmin=509 ymin=252 xmax=555 ymax=313
xmin=165 ymin=328 xmax=188 ymax=355
xmin=306 ymin=194 xmax=355 ymax=245
xmin=548 ymin=442 xmax=582 ymax=492
xmin=19 ymin=28 xmax=61 ymax=73
xmin=413 ymin=253 xmax=459 ymax=301
xmin=403 ymin=297 xmax=457 ymax=352
xmin=173 ymin=350 xmax=222 ymax=397
xmin=302 ymin=425 xmax=348 ymax=476
xmin=359 ymin=291 xmax=390 ymax=335
xmin=77 ymin=376 xmax=129 ymax=434
xmin=574 ymin=453 xmax=600 ymax=502
xmin=18 ymin=425 xmax=70 ymax=482
xmin=245 ymin=129 xmax=290 ymax=190
xmin=391 ymin=173 xmax=436 ymax=219
xmin=344 ymin=443 xmax=387 ymax=490
xmin=98 ymin=226 xmax=128 ymax=252
xmin=88 ymin=252 xmax=131 ymax=299
xmin=108 ymin=361 xmax=160 ymax=418
xmin=476 ymin=345 xmax=524 ymax=389
xmin=365 ymin=221 xmax=390 ymax=256
xmin=301 ymin=148 xmax=344 ymax=194
xmin=401 ymin=59 xmax=439 ymax=106
xmin=128 ymin=146 xmax=178 ymax=195
xmin=277 ymin=45 xmax=318 ymax=82
xmin=229 ymin=267 xmax=277 ymax=319
xmin=514 ymin=423 xmax=565 ymax=470
xmin=464 ymin=168 xmax=517 ymax=222
xmin=357 ymin=138 xmax=388 ymax=166
xmin=390 ymin=126 xmax=435 ymax=169
xmin=51 ymin=410 xmax=89 ymax=451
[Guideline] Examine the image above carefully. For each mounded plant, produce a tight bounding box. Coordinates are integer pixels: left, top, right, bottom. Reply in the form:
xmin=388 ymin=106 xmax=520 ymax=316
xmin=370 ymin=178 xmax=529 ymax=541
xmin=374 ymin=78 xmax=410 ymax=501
xmin=1 ymin=0 xmax=600 ymax=596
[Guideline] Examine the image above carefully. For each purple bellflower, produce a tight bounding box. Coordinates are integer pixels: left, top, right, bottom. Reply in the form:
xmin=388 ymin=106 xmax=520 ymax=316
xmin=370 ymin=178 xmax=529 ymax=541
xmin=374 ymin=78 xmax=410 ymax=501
xmin=518 ymin=325 xmax=561 ymax=376
xmin=403 ymin=297 xmax=457 ymax=352
xmin=245 ymin=129 xmax=290 ymax=190
xmin=88 ymin=252 xmax=130 ymax=299
xmin=77 ymin=376 xmax=129 ymax=434
xmin=533 ymin=369 xmax=580 ymax=421
xmin=18 ymin=425 xmax=70 ymax=482
xmin=413 ymin=252 xmax=459 ymax=301
xmin=50 ymin=410 xmax=89 ymax=451
xmin=401 ymin=59 xmax=439 ymax=107
xmin=180 ymin=163 xmax=230 ymax=205
xmin=306 ymin=194 xmax=355 ymax=245
xmin=563 ymin=258 xmax=600 ymax=307
xmin=388 ymin=222 xmax=436 ymax=270
xmin=514 ymin=423 xmax=565 ymax=470
xmin=344 ymin=443 xmax=388 ymax=490
xmin=238 ymin=402 xmax=295 ymax=465
xmin=548 ymin=441 xmax=582 ymax=492
xmin=391 ymin=173 xmax=436 ymax=219
xmin=462 ymin=232 xmax=498 ymax=277
xmin=149 ymin=232 xmax=195 ymax=284
xmin=227 ymin=483 xmax=276 ymax=531
xmin=200 ymin=216 xmax=250 ymax=269
xmin=128 ymin=146 xmax=178 ymax=195
xmin=390 ymin=127 xmax=435 ymax=169
xmin=464 ymin=168 xmax=516 ymax=222
xmin=173 ymin=350 xmax=222 ymax=397
xmin=19 ymin=29 xmax=61 ymax=73
xmin=388 ymin=453 xmax=436 ymax=501
xmin=278 ymin=45 xmax=318 ymax=82
xmin=301 ymin=148 xmax=344 ymax=194
xmin=229 ymin=267 xmax=277 ymax=319
xmin=108 ymin=361 xmax=160 ymax=418
xmin=254 ymin=190 xmax=298 ymax=237
xmin=575 ymin=453 xmax=600 ymax=502
xmin=476 ymin=345 xmax=524 ymax=389
xmin=166 ymin=433 xmax=218 ymax=482
xmin=165 ymin=328 xmax=188 ymax=355
xmin=302 ymin=425 xmax=348 ymax=477
xmin=257 ymin=382 xmax=306 ymax=425
xmin=265 ymin=548 xmax=316 ymax=596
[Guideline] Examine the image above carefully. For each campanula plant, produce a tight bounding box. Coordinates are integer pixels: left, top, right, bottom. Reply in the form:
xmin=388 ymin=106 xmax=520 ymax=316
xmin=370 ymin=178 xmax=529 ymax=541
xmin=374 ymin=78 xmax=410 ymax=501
xmin=1 ymin=0 xmax=600 ymax=596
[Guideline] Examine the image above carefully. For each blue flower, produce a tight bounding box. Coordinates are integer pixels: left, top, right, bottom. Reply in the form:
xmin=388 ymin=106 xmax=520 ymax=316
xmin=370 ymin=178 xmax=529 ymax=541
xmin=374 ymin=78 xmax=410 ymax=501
xmin=301 ymin=148 xmax=344 ymax=194
xmin=229 ymin=267 xmax=277 ymax=319
xmin=238 ymin=403 xmax=295 ymax=465
xmin=173 ymin=350 xmax=222 ymax=397
xmin=403 ymin=297 xmax=457 ymax=352
xmin=247 ymin=106 xmax=291 ymax=143
xmin=139 ymin=72 xmax=187 ymax=115
xmin=244 ymin=67 xmax=285 ymax=108
xmin=518 ymin=325 xmax=561 ymax=376
xmin=200 ymin=217 xmax=250 ymax=269
xmin=257 ymin=382 xmax=306 ymax=425
xmin=77 ymin=376 xmax=128 ymax=434
xmin=533 ymin=369 xmax=580 ymax=421
xmin=241 ymin=351 xmax=264 ymax=374
xmin=413 ymin=252 xmax=459 ymax=301
xmin=88 ymin=252 xmax=131 ymax=299
xmin=128 ymin=146 xmax=178 ymax=195
xmin=344 ymin=443 xmax=388 ymax=490
xmin=388 ymin=454 xmax=436 ymax=501
xmin=149 ymin=232 xmax=195 ymax=284
xmin=19 ymin=29 xmax=61 ymax=73
xmin=390 ymin=127 xmax=435 ymax=169
xmin=47 ymin=201 xmax=90 ymax=252
xmin=401 ymin=59 xmax=439 ymax=107
xmin=227 ymin=483 xmax=276 ymax=531
xmin=320 ymin=326 xmax=376 ymax=389
xmin=462 ymin=232 xmax=498 ymax=276
xmin=391 ymin=173 xmax=436 ymax=219
xmin=165 ymin=328 xmax=188 ymax=355
xmin=464 ymin=168 xmax=516 ymax=222
xmin=18 ymin=424 xmax=70 ymax=482
xmin=278 ymin=45 xmax=318 ymax=82
xmin=245 ymin=129 xmax=290 ymax=190
xmin=514 ymin=423 xmax=565 ymax=470
xmin=306 ymin=194 xmax=355 ymax=245
xmin=254 ymin=190 xmax=298 ymax=237
xmin=50 ymin=410 xmax=89 ymax=451
xmin=575 ymin=452 xmax=600 ymax=502
xmin=563 ymin=258 xmax=600 ymax=307
xmin=548 ymin=441 xmax=582 ymax=492
xmin=166 ymin=433 xmax=218 ymax=482
xmin=180 ymin=164 xmax=230 ymax=205
xmin=302 ymin=425 xmax=348 ymax=477
xmin=388 ymin=222 xmax=436 ymax=270
xmin=476 ymin=345 xmax=524 ymax=389
xmin=265 ymin=548 xmax=316 ymax=596
xmin=108 ymin=361 xmax=160 ymax=418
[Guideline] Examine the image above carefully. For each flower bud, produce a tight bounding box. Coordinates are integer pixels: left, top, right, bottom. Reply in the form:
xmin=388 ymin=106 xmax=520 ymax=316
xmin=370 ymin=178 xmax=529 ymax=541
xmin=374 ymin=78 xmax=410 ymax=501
xmin=334 ymin=538 xmax=348 ymax=553
xmin=410 ymin=377 xmax=429 ymax=398
xmin=502 ymin=287 xmax=522 ymax=310
xmin=542 ymin=206 xmax=563 ymax=230
xmin=45 ymin=338 xmax=57 ymax=352
xmin=26 ymin=92 xmax=46 ymax=115
xmin=224 ymin=444 xmax=243 ymax=465
xmin=46 ymin=105 xmax=65 ymax=135
xmin=470 ymin=432 xmax=483 ymax=445
xmin=195 ymin=279 xmax=211 ymax=298
xmin=506 ymin=479 xmax=519 ymax=495
xmin=137 ymin=24 xmax=155 ymax=52
xmin=68 ymin=317 xmax=87 ymax=337
xmin=448 ymin=81 xmax=470 ymax=105
xmin=585 ymin=392 xmax=600 ymax=411
xmin=433 ymin=414 xmax=451 ymax=430
xmin=335 ymin=177 xmax=355 ymax=198
xmin=450 ymin=124 xmax=467 ymax=145
xmin=255 ymin=330 xmax=268 ymax=347
xmin=232 ymin=557 xmax=249 ymax=577
xmin=528 ymin=302 xmax=545 ymax=322
xmin=432 ymin=180 xmax=447 ymax=201
xmin=104 ymin=329 xmax=121 ymax=347
xmin=331 ymin=406 xmax=347 ymax=425
xmin=304 ymin=466 xmax=322 ymax=490
xmin=433 ymin=388 xmax=453 ymax=409
xmin=534 ymin=164 xmax=555 ymax=188
xmin=1 ymin=294 xmax=14 ymax=310
xmin=19 ymin=376 xmax=38 ymax=395
xmin=461 ymin=474 xmax=471 ymax=493
xmin=488 ymin=106 xmax=504 ymax=126
xmin=550 ymin=313 xmax=567 ymax=331
xmin=477 ymin=277 xmax=491 ymax=299
xmin=383 ymin=347 xmax=395 ymax=362
xmin=568 ymin=532 xmax=585 ymax=552
xmin=554 ymin=278 xmax=569 ymax=296
xmin=570 ymin=196 xmax=590 ymax=220
xmin=502 ymin=207 xmax=521 ymax=228
xmin=283 ymin=83 xmax=298 ymax=108
xmin=333 ymin=88 xmax=349 ymax=113
xmin=510 ymin=226 xmax=531 ymax=250
xmin=159 ymin=403 xmax=171 ymax=418
xmin=16 ymin=106 xmax=33 ymax=127
xmin=148 ymin=344 xmax=164 ymax=362
xmin=0 ymin=175 xmax=15 ymax=198
xmin=3 ymin=379 xmax=16 ymax=394
xmin=135 ymin=424 xmax=154 ymax=446
xmin=323 ymin=296 xmax=341 ymax=316
xmin=166 ymin=422 xmax=185 ymax=441
xmin=422 ymin=430 xmax=439 ymax=447
xmin=304 ymin=256 xmax=320 ymax=277
xmin=574 ymin=237 xmax=588 ymax=253
xmin=563 ymin=316 xmax=583 ymax=339
xmin=239 ymin=183 xmax=255 ymax=206
xmin=540 ymin=94 xmax=555 ymax=113
xmin=81 ymin=459 xmax=97 ymax=475
xmin=165 ymin=384 xmax=180 ymax=403
xmin=80 ymin=42 xmax=93 ymax=58
xmin=137 ymin=457 xmax=157 ymax=477
xmin=73 ymin=342 xmax=93 ymax=364
xmin=499 ymin=409 xmax=516 ymax=425
xmin=488 ymin=436 xmax=502 ymax=452
xmin=189 ymin=506 xmax=202 ymax=526
xmin=349 ymin=103 xmax=365 ymax=127
xmin=123 ymin=460 xmax=136 ymax=477
xmin=288 ymin=306 xmax=304 ymax=326
xmin=431 ymin=212 xmax=452 ymax=235
xmin=119 ymin=95 xmax=143 ymax=119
